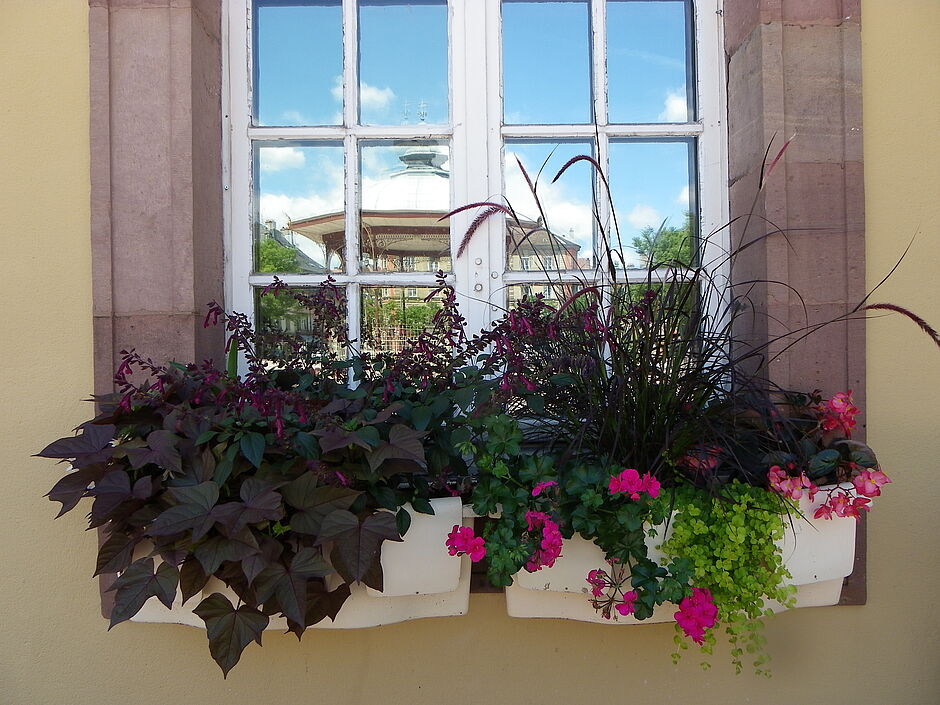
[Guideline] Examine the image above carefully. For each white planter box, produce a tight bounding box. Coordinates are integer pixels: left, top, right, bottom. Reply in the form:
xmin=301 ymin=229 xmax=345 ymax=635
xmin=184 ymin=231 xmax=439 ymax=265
xmin=506 ymin=484 xmax=862 ymax=623
xmin=130 ymin=496 xmax=472 ymax=629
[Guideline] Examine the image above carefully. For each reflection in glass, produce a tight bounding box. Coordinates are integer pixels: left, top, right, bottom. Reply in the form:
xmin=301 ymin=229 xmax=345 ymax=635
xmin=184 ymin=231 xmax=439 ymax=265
xmin=361 ymin=286 xmax=441 ymax=354
xmin=607 ymin=0 xmax=691 ymax=124
xmin=254 ymin=143 xmax=345 ymax=274
xmin=255 ymin=285 xmax=348 ymax=360
xmin=360 ymin=141 xmax=451 ymax=273
xmin=504 ymin=141 xmax=594 ymax=271
xmin=506 ymin=283 xmax=568 ymax=310
xmin=254 ymin=1 xmax=343 ymax=126
xmin=359 ymin=1 xmax=448 ymax=126
xmin=503 ymin=0 xmax=590 ymax=124
xmin=608 ymin=139 xmax=694 ymax=269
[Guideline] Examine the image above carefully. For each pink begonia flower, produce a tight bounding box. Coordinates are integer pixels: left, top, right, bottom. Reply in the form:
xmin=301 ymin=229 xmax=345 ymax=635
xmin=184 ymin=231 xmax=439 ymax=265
xmin=768 ymin=465 xmax=818 ymax=501
xmin=820 ymin=491 xmax=872 ymax=521
xmin=445 ymin=525 xmax=486 ymax=562
xmin=531 ymin=480 xmax=559 ymax=497
xmin=524 ymin=511 xmax=564 ymax=571
xmin=813 ymin=502 xmax=834 ymax=520
xmin=615 ymin=591 xmax=639 ymax=616
xmin=674 ymin=587 xmax=718 ymax=645
xmin=817 ymin=390 xmax=860 ymax=438
xmin=609 ymin=468 xmax=660 ymax=500
xmin=853 ymin=469 xmax=891 ymax=497
xmin=678 ymin=445 xmax=722 ymax=473
xmin=586 ymin=569 xmax=607 ymax=597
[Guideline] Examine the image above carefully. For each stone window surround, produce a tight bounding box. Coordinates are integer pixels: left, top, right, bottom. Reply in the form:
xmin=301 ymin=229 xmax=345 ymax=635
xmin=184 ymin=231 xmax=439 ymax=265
xmin=88 ymin=0 xmax=866 ymax=608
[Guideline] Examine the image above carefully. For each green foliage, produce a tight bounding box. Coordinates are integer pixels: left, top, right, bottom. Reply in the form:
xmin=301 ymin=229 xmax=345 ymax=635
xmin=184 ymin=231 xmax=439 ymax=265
xmin=630 ymin=211 xmax=694 ymax=267
xmin=663 ymin=483 xmax=796 ymax=675
xmin=257 ymin=237 xmax=300 ymax=274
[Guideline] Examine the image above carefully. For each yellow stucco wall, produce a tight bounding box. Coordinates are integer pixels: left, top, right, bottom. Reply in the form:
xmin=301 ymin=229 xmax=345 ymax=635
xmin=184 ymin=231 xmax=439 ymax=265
xmin=2 ymin=1 xmax=938 ymax=703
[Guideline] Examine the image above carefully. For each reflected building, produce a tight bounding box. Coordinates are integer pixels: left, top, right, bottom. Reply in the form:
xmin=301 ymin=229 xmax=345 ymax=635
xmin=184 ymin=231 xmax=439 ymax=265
xmin=257 ymin=141 xmax=585 ymax=349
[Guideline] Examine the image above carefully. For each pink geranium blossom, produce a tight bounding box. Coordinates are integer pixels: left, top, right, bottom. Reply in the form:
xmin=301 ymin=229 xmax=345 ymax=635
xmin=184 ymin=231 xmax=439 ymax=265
xmin=615 ymin=591 xmax=639 ymax=616
xmin=608 ymin=468 xmax=661 ymax=500
xmin=524 ymin=511 xmax=564 ymax=571
xmin=674 ymin=587 xmax=718 ymax=645
xmin=445 ymin=525 xmax=486 ymax=562
xmin=531 ymin=480 xmax=559 ymax=497
xmin=586 ymin=569 xmax=608 ymax=597
xmin=853 ymin=469 xmax=891 ymax=497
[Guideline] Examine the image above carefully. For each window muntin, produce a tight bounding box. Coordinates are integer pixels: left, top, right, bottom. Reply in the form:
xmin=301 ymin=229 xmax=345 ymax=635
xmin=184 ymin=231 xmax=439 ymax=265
xmin=227 ymin=0 xmax=726 ymax=352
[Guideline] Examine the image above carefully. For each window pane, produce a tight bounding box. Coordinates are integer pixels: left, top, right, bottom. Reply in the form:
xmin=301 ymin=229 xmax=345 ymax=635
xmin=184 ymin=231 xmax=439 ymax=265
xmin=360 ymin=140 xmax=451 ymax=273
xmin=504 ymin=141 xmax=594 ymax=271
xmin=607 ymin=139 xmax=694 ymax=269
xmin=361 ymin=286 xmax=441 ymax=354
xmin=607 ymin=0 xmax=692 ymax=124
xmin=254 ymin=143 xmax=345 ymax=274
xmin=503 ymin=0 xmax=591 ymax=125
xmin=255 ymin=285 xmax=348 ymax=357
xmin=359 ymin=0 xmax=448 ymax=126
xmin=254 ymin=1 xmax=343 ymax=126
xmin=506 ymin=283 xmax=567 ymax=309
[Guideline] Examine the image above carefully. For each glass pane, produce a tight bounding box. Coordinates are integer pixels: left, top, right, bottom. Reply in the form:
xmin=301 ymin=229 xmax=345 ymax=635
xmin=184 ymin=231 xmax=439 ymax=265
xmin=361 ymin=286 xmax=441 ymax=354
xmin=607 ymin=139 xmax=694 ymax=269
xmin=506 ymin=283 xmax=568 ymax=309
xmin=360 ymin=140 xmax=451 ymax=273
xmin=607 ymin=0 xmax=692 ymax=123
xmin=255 ymin=284 xmax=348 ymax=357
xmin=254 ymin=1 xmax=343 ymax=126
xmin=503 ymin=0 xmax=591 ymax=124
xmin=504 ymin=141 xmax=594 ymax=271
xmin=254 ymin=143 xmax=345 ymax=274
xmin=359 ymin=0 xmax=448 ymax=126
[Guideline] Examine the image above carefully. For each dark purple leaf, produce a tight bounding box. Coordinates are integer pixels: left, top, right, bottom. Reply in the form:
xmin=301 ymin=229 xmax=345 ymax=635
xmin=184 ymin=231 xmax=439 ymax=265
xmin=132 ymin=475 xmax=154 ymax=500
xmin=180 ymin=556 xmax=210 ymax=603
xmin=194 ymin=528 xmax=260 ymax=574
xmin=366 ymin=424 xmax=427 ymax=472
xmin=314 ymin=425 xmax=372 ymax=454
xmin=36 ymin=424 xmax=116 ymax=459
xmin=150 ymin=482 xmax=220 ymax=539
xmin=46 ymin=465 xmax=108 ymax=517
xmin=237 ymin=478 xmax=285 ymax=526
xmin=319 ymin=510 xmax=402 ymax=591
xmin=90 ymin=471 xmax=133 ymax=523
xmin=126 ymin=430 xmax=182 ymax=474
xmin=288 ymin=483 xmax=361 ymax=536
xmin=194 ymin=593 xmax=269 ymax=677
xmin=94 ymin=532 xmax=138 ymax=576
xmin=108 ymin=558 xmax=180 ymax=628
xmin=304 ymin=582 xmax=351 ymax=627
xmin=254 ymin=548 xmax=333 ymax=626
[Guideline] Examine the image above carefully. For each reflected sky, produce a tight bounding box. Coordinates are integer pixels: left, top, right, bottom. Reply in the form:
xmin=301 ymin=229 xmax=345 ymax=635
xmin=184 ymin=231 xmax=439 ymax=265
xmin=253 ymin=1 xmax=695 ymax=271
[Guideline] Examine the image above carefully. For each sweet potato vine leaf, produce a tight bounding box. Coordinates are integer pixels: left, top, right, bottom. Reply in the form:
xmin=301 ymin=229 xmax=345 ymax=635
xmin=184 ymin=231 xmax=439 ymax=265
xmin=45 ymin=464 xmax=108 ymax=517
xmin=194 ymin=593 xmax=269 ymax=677
xmin=148 ymin=481 xmax=222 ymax=540
xmin=317 ymin=510 xmax=403 ymax=591
xmin=281 ymin=472 xmax=360 ymax=535
xmin=95 ymin=531 xmax=139 ymax=576
xmin=253 ymin=547 xmax=333 ymax=626
xmin=107 ymin=558 xmax=180 ymax=629
xmin=366 ymin=424 xmax=427 ymax=472
xmin=36 ymin=423 xmax=116 ymax=460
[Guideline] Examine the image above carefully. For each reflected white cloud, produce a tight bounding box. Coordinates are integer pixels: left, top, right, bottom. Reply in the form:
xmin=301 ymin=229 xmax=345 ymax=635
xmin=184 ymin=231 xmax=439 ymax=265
xmin=260 ymin=147 xmax=306 ymax=173
xmin=625 ymin=204 xmax=662 ymax=230
xmin=259 ymin=191 xmax=343 ymax=229
xmin=658 ymin=90 xmax=688 ymax=122
xmin=676 ymin=184 xmax=690 ymax=206
xmin=332 ymin=75 xmax=396 ymax=113
xmin=504 ymin=152 xmax=594 ymax=253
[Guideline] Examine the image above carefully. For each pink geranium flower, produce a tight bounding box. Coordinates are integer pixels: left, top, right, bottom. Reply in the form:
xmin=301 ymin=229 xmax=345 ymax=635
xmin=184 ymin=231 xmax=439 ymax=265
xmin=531 ymin=480 xmax=559 ymax=497
xmin=609 ymin=468 xmax=660 ymax=500
xmin=674 ymin=587 xmax=718 ymax=645
xmin=586 ymin=569 xmax=608 ymax=597
xmin=615 ymin=591 xmax=639 ymax=616
xmin=524 ymin=511 xmax=564 ymax=571
xmin=445 ymin=525 xmax=486 ymax=562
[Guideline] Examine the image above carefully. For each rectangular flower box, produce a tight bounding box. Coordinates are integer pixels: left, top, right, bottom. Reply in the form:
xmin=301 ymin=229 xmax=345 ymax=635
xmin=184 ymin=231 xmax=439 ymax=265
xmin=130 ymin=497 xmax=472 ymax=630
xmin=505 ymin=484 xmax=861 ymax=623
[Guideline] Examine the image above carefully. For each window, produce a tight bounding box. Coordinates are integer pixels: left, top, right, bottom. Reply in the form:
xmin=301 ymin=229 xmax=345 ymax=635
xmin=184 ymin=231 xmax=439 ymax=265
xmin=226 ymin=0 xmax=726 ymax=351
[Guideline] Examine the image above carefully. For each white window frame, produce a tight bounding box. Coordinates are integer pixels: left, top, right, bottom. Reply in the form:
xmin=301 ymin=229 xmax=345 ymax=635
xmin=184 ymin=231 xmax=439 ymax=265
xmin=223 ymin=0 xmax=728 ymax=346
